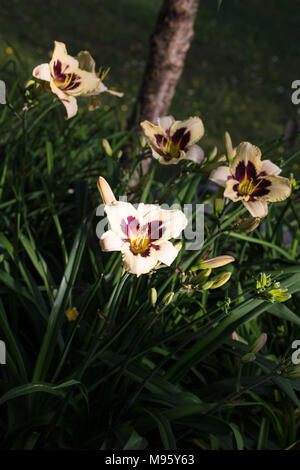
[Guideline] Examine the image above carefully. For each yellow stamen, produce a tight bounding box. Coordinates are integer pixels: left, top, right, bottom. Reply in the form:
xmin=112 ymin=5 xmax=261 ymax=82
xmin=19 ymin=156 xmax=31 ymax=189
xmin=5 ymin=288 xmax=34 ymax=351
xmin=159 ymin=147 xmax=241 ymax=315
xmin=130 ymin=227 xmax=150 ymax=254
xmin=238 ymin=178 xmax=263 ymax=196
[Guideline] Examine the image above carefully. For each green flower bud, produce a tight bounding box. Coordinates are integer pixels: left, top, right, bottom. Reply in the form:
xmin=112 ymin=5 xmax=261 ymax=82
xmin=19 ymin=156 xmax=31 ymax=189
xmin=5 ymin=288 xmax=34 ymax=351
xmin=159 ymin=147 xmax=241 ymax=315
xmin=224 ymin=131 xmax=236 ymax=162
xmin=256 ymin=272 xmax=272 ymax=290
xmin=237 ymin=216 xmax=260 ymax=233
xmin=290 ymin=173 xmax=299 ymax=191
xmin=139 ymin=135 xmax=146 ymax=148
xmin=102 ymin=139 xmax=113 ymax=156
xmin=268 ymin=288 xmax=291 ymax=303
xmin=214 ymin=187 xmax=225 ymax=215
xmin=162 ymin=292 xmax=174 ymax=306
xmin=202 ymin=280 xmax=214 ymax=290
xmin=208 ymin=146 xmax=218 ymax=162
xmin=241 ymin=352 xmax=256 ymax=364
xmin=285 ymin=365 xmax=300 ymax=380
xmin=149 ymin=287 xmax=157 ymax=306
xmin=209 ymin=271 xmax=232 ymax=289
xmin=192 ymin=269 xmax=212 ymax=284
xmin=196 ymin=255 xmax=235 ymax=270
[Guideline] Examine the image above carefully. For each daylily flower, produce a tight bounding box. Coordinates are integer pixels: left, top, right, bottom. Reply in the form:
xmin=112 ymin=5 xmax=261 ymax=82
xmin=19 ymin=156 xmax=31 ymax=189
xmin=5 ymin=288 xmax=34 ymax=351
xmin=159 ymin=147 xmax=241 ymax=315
xmin=98 ymin=177 xmax=187 ymax=276
xmin=140 ymin=116 xmax=204 ymax=165
xmin=33 ymin=41 xmax=123 ymax=119
xmin=209 ymin=141 xmax=292 ymax=218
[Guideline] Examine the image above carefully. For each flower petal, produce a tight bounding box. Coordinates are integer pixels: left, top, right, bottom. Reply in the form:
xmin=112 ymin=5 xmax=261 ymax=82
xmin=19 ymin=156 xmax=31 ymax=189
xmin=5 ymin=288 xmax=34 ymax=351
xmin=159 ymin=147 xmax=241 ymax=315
xmin=144 ymin=208 xmax=187 ymax=240
xmin=224 ymin=178 xmax=241 ymax=201
xmin=158 ymin=151 xmax=186 ymax=165
xmin=52 ymin=41 xmax=79 ymax=68
xmin=261 ymin=159 xmax=281 ymax=176
xmin=76 ymin=50 xmax=96 ymax=73
xmin=156 ymin=240 xmax=179 ymax=266
xmin=122 ymin=245 xmax=158 ymax=276
xmin=243 ymin=200 xmax=268 ymax=218
xmin=170 ymin=117 xmax=204 ymax=147
xmin=157 ymin=116 xmax=175 ymax=130
xmin=136 ymin=203 xmax=161 ymax=219
xmin=100 ymin=230 xmax=123 ymax=251
xmin=257 ymin=175 xmax=292 ymax=202
xmin=105 ymin=88 xmax=124 ymax=97
xmin=210 ymin=165 xmax=231 ymax=187
xmin=104 ymin=201 xmax=137 ymax=238
xmin=151 ymin=148 xmax=161 ymax=161
xmin=230 ymin=142 xmax=262 ymax=181
xmin=50 ymin=81 xmax=78 ymax=119
xmin=184 ymin=144 xmax=204 ymax=164
xmin=32 ymin=63 xmax=51 ymax=82
xmin=140 ymin=120 xmax=165 ymax=148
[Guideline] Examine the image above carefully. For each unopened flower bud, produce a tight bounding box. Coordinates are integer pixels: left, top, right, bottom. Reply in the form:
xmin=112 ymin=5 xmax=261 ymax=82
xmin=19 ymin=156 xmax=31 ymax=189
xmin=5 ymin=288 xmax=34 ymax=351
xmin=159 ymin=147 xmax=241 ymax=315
xmin=285 ymin=365 xmax=300 ymax=380
xmin=97 ymin=176 xmax=116 ymax=204
xmin=256 ymin=272 xmax=271 ymax=290
xmin=214 ymin=187 xmax=224 ymax=214
xmin=241 ymin=352 xmax=256 ymax=364
xmin=149 ymin=287 xmax=158 ymax=306
xmin=237 ymin=216 xmax=260 ymax=233
xmin=192 ymin=269 xmax=212 ymax=283
xmin=197 ymin=255 xmax=235 ymax=270
xmin=102 ymin=139 xmax=113 ymax=156
xmin=208 ymin=146 xmax=218 ymax=162
xmin=268 ymin=288 xmax=291 ymax=303
xmin=139 ymin=135 xmax=146 ymax=148
xmin=162 ymin=291 xmax=174 ymax=306
xmin=202 ymin=280 xmax=214 ymax=290
xmin=224 ymin=131 xmax=235 ymax=162
xmin=251 ymin=333 xmax=267 ymax=353
xmin=290 ymin=173 xmax=299 ymax=191
xmin=209 ymin=271 xmax=232 ymax=289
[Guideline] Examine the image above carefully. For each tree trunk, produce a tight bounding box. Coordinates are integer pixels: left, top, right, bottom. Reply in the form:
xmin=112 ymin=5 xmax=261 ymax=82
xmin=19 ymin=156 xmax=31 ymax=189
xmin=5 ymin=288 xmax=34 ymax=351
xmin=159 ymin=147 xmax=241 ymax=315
xmin=130 ymin=0 xmax=200 ymax=127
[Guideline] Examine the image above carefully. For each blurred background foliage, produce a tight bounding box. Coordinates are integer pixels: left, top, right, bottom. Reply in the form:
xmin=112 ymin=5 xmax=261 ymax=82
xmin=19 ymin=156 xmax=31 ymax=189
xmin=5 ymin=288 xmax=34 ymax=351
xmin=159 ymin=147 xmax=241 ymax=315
xmin=1 ymin=0 xmax=300 ymax=156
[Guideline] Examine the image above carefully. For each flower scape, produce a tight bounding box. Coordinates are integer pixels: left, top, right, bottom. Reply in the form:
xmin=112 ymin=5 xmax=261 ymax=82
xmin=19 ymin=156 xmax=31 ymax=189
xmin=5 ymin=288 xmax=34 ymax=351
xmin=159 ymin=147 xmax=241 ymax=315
xmin=0 ymin=23 xmax=300 ymax=452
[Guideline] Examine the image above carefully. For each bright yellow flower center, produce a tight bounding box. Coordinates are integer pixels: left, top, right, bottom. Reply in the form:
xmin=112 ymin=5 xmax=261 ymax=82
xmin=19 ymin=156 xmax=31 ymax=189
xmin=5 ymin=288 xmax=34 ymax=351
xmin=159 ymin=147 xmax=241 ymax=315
xmin=130 ymin=231 xmax=150 ymax=254
xmin=238 ymin=178 xmax=257 ymax=196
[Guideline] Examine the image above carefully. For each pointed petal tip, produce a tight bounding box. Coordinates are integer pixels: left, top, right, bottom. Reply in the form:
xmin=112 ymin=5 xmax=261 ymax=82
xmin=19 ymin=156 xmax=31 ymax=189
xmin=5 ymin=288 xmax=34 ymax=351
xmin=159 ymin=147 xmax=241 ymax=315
xmin=97 ymin=176 xmax=116 ymax=204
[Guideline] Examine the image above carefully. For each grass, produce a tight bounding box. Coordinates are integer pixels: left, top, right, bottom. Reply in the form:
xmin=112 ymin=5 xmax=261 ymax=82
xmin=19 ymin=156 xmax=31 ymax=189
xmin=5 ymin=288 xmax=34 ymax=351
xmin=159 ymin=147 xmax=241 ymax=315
xmin=1 ymin=0 xmax=300 ymax=154
xmin=0 ymin=0 xmax=300 ymax=451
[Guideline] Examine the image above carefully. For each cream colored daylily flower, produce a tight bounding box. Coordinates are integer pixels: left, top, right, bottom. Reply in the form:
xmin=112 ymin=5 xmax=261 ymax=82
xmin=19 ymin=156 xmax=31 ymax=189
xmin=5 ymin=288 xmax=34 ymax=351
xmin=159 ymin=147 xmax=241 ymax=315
xmin=33 ymin=41 xmax=123 ymax=119
xmin=98 ymin=177 xmax=187 ymax=277
xmin=209 ymin=142 xmax=291 ymax=218
xmin=141 ymin=116 xmax=205 ymax=165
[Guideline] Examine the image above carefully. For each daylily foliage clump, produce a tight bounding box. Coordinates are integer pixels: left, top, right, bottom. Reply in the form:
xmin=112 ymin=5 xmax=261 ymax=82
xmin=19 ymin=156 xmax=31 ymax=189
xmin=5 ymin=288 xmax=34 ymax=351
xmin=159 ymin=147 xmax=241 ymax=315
xmin=1 ymin=36 xmax=299 ymax=451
